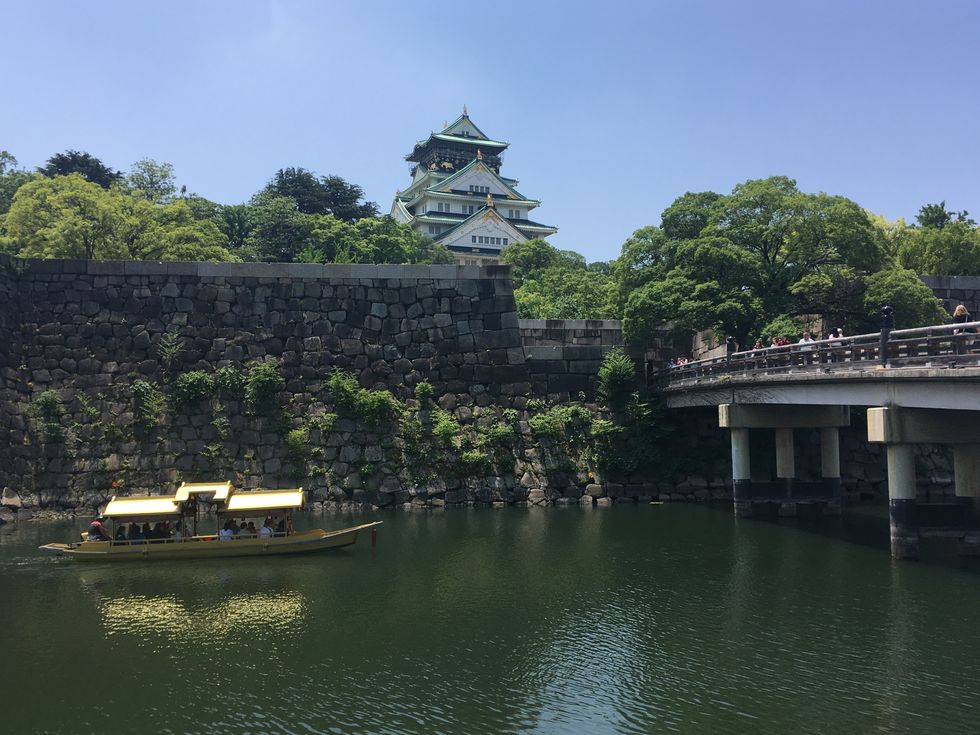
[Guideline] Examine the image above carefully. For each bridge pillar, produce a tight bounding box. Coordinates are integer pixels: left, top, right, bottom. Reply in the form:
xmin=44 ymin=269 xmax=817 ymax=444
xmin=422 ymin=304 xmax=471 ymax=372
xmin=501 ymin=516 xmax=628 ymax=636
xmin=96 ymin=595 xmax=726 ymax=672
xmin=954 ymin=445 xmax=980 ymax=555
xmin=869 ymin=408 xmax=980 ymax=559
xmin=720 ymin=404 xmax=849 ymax=518
xmin=775 ymin=428 xmax=796 ymax=516
xmin=886 ymin=444 xmax=919 ymax=559
xmin=821 ymin=427 xmax=842 ymax=515
xmin=731 ymin=427 xmax=752 ymax=517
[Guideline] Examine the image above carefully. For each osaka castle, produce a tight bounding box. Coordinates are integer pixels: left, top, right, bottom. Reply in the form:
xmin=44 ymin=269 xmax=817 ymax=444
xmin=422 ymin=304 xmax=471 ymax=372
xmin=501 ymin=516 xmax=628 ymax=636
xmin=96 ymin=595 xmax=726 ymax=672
xmin=390 ymin=108 xmax=557 ymax=265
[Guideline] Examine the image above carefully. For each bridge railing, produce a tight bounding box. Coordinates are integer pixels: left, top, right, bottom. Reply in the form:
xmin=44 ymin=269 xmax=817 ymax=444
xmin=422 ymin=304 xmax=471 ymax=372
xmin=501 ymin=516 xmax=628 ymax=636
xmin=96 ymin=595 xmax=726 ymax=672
xmin=653 ymin=321 xmax=980 ymax=383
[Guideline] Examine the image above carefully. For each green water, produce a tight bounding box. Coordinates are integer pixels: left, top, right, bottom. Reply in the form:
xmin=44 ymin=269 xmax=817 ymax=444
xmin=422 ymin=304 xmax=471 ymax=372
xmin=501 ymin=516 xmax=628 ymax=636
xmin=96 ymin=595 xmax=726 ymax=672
xmin=2 ymin=505 xmax=979 ymax=734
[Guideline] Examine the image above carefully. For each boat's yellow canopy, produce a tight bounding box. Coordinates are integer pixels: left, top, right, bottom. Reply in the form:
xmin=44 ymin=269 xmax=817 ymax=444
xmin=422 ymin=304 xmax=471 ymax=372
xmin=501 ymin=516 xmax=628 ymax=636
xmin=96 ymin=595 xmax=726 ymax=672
xmin=102 ymin=495 xmax=182 ymax=521
xmin=174 ymin=481 xmax=233 ymax=503
xmin=219 ymin=489 xmax=305 ymax=516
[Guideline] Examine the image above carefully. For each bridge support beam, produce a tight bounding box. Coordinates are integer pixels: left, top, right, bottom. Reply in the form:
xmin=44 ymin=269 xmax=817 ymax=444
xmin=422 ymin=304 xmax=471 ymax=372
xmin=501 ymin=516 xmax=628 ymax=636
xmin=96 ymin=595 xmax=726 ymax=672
xmin=775 ymin=428 xmax=796 ymax=516
xmin=954 ymin=445 xmax=980 ymax=555
xmin=821 ymin=427 xmax=842 ymax=515
xmin=869 ymin=408 xmax=980 ymax=559
xmin=731 ymin=428 xmax=752 ymax=517
xmin=720 ymin=404 xmax=849 ymax=518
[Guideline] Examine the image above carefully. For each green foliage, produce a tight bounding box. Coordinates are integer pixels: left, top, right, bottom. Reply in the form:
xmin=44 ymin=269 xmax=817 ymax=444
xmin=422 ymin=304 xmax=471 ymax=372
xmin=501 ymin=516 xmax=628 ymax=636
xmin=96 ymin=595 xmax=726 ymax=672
xmin=414 ymin=379 xmax=433 ymax=403
xmin=459 ymin=450 xmax=490 ymax=475
xmin=39 ymin=150 xmax=121 ymax=188
xmin=502 ymin=239 xmax=618 ymax=319
xmin=431 ymin=408 xmax=461 ymax=445
xmin=244 ymin=359 xmax=284 ymax=414
xmin=307 ymin=412 xmax=337 ymax=434
xmin=125 ymin=159 xmax=176 ymax=204
xmin=214 ymin=366 xmax=246 ymax=399
xmin=263 ymin=167 xmax=379 ymax=222
xmin=528 ymin=404 xmax=592 ymax=440
xmin=157 ymin=331 xmax=184 ymax=380
xmin=326 ymin=370 xmax=401 ymax=428
xmin=76 ymin=392 xmax=100 ymax=421
xmin=616 ymin=176 xmax=887 ymax=345
xmin=172 ymin=371 xmax=215 ymax=406
xmin=3 ymin=174 xmax=235 ymax=262
xmin=0 ymin=151 xmax=36 ymax=215
xmin=485 ymin=422 xmax=516 ymax=449
xmin=211 ymin=416 xmax=230 ymax=440
xmin=33 ymin=390 xmax=65 ymax=442
xmin=863 ymin=268 xmax=948 ymax=328
xmin=286 ymin=426 xmax=311 ymax=463
xmin=359 ymin=389 xmax=403 ymax=427
xmin=597 ymin=348 xmax=636 ymax=410
xmin=758 ymin=314 xmax=809 ymax=343
xmin=590 ymin=395 xmax=670 ymax=476
xmin=359 ymin=463 xmax=377 ymax=478
xmin=131 ymin=380 xmax=165 ymax=431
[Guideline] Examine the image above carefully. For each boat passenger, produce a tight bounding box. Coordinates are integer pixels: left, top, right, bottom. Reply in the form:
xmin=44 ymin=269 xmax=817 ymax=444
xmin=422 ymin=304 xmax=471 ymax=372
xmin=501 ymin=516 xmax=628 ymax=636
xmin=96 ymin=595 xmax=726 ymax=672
xmin=114 ymin=525 xmax=127 ymax=542
xmin=218 ymin=520 xmax=235 ymax=541
xmin=237 ymin=522 xmax=250 ymax=538
xmin=88 ymin=515 xmax=111 ymax=542
xmin=172 ymin=524 xmax=183 ymax=540
xmin=276 ymin=518 xmax=286 ymax=534
xmin=141 ymin=522 xmax=151 ymax=539
xmin=247 ymin=521 xmax=257 ymax=536
xmin=128 ymin=524 xmax=144 ymax=543
xmin=259 ymin=518 xmax=274 ymax=539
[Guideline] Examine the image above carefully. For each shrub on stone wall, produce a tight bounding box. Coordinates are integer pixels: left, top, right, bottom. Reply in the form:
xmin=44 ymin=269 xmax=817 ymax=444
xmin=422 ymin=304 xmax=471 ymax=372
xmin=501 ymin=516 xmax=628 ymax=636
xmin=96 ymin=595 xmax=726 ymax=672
xmin=131 ymin=380 xmax=165 ymax=431
xmin=597 ymin=348 xmax=636 ymax=411
xmin=32 ymin=390 xmax=66 ymax=443
xmin=244 ymin=359 xmax=284 ymax=414
xmin=172 ymin=371 xmax=216 ymax=406
xmin=214 ymin=366 xmax=246 ymax=400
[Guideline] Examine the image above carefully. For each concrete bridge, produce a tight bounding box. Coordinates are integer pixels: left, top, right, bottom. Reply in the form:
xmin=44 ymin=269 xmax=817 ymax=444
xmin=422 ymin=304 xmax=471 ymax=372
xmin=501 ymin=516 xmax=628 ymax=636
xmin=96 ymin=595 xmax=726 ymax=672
xmin=652 ymin=321 xmax=980 ymax=559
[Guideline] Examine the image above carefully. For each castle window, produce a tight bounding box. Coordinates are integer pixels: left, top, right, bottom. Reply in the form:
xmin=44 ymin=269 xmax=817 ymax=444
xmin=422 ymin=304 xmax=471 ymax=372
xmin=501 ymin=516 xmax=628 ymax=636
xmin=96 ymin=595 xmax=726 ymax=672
xmin=471 ymin=235 xmax=477 ymax=243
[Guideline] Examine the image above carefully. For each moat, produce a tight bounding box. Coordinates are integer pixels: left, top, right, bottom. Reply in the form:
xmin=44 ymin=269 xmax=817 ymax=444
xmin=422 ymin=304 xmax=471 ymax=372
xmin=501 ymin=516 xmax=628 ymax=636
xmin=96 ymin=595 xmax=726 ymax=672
xmin=3 ymin=505 xmax=979 ymax=735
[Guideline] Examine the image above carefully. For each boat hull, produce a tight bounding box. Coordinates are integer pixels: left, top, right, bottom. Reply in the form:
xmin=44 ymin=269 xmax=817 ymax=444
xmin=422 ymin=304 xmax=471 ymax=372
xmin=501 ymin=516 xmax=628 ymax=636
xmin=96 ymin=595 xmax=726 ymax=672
xmin=39 ymin=523 xmax=380 ymax=561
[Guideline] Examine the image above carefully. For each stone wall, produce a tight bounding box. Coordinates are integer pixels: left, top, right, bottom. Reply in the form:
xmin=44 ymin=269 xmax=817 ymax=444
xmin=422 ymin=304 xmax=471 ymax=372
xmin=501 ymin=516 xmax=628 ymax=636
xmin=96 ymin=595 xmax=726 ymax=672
xmin=519 ymin=319 xmax=623 ymax=347
xmin=0 ymin=258 xmax=546 ymax=512
xmin=922 ymin=275 xmax=980 ymax=318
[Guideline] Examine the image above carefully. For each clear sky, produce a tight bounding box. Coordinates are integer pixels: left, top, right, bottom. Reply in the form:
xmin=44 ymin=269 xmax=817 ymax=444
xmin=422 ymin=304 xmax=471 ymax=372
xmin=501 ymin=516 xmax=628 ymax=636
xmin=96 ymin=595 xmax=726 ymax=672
xmin=3 ymin=0 xmax=978 ymax=262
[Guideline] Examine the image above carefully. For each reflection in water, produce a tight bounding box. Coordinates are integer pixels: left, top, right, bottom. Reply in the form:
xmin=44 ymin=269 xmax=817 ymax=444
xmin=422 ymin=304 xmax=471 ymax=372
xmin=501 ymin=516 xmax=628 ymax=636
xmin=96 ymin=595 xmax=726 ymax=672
xmin=4 ymin=508 xmax=980 ymax=735
xmin=97 ymin=592 xmax=308 ymax=640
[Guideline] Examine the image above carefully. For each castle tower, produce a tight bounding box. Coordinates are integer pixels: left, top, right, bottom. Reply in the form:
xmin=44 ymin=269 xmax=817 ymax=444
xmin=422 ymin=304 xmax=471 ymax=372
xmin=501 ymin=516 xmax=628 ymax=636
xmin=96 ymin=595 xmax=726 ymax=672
xmin=390 ymin=108 xmax=557 ymax=265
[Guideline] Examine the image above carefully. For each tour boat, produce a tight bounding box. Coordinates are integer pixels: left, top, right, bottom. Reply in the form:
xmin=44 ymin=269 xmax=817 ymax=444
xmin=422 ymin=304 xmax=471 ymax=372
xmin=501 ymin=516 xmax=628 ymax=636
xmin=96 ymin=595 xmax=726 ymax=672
xmin=39 ymin=482 xmax=381 ymax=561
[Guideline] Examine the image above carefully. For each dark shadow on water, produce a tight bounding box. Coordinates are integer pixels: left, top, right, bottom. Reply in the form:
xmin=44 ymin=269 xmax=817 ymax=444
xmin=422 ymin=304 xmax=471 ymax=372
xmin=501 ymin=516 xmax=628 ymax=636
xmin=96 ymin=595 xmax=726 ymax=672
xmin=699 ymin=500 xmax=980 ymax=576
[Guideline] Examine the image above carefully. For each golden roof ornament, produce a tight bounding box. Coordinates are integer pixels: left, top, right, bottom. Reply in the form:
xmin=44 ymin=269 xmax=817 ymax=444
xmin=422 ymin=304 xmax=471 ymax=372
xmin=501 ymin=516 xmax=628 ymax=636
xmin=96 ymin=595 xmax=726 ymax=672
xmin=463 ymin=104 xmax=468 ymax=115
xmin=476 ymin=148 xmax=483 ymax=161
xmin=485 ymin=193 xmax=494 ymax=208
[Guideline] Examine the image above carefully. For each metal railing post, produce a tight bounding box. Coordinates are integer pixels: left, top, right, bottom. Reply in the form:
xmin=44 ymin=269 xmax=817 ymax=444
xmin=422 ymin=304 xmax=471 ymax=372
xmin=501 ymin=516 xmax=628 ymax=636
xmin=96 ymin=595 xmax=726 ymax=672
xmin=879 ymin=305 xmax=895 ymax=367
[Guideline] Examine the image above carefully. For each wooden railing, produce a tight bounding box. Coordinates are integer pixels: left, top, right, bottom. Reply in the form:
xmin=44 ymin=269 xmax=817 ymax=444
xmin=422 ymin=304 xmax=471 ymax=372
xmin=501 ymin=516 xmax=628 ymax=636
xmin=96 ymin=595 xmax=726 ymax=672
xmin=652 ymin=321 xmax=980 ymax=384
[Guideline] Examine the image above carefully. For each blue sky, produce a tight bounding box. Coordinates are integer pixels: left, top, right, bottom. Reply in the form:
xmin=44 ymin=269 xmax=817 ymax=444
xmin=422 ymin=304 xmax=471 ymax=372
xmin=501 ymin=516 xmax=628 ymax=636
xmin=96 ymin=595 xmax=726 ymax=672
xmin=3 ymin=0 xmax=978 ymax=262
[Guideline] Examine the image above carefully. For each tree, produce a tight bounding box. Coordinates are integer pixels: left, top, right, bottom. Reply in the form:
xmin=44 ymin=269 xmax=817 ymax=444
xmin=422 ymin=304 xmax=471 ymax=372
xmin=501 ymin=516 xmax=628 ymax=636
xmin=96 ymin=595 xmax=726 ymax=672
xmin=244 ymin=193 xmax=315 ymax=262
xmin=0 ymin=151 xmax=37 ymax=215
xmin=862 ymin=268 xmax=948 ymax=329
xmin=916 ymin=201 xmax=974 ymax=229
xmin=615 ymin=177 xmax=886 ymax=345
xmin=131 ymin=200 xmax=234 ymax=262
xmin=126 ymin=159 xmax=177 ymax=204
xmin=501 ymin=238 xmax=617 ymax=319
xmin=39 ymin=150 xmax=121 ymax=189
xmin=4 ymin=174 xmax=130 ymax=259
xmin=262 ymin=168 xmax=379 ymax=222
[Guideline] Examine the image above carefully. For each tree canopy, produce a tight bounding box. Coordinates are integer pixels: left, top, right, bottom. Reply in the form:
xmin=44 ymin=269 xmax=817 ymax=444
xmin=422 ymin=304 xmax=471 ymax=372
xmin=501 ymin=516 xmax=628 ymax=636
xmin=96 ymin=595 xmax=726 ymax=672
xmin=501 ymin=239 xmax=617 ymax=319
xmin=0 ymin=151 xmax=447 ymax=266
xmin=39 ymin=150 xmax=122 ymax=189
xmin=262 ymin=167 xmax=379 ymax=222
xmin=614 ymin=176 xmax=952 ymax=346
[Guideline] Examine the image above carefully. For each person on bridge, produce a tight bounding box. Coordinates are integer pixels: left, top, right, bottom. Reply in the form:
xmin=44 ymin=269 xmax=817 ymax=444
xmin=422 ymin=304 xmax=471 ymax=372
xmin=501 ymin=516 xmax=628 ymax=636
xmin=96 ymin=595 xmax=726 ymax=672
xmin=953 ymin=304 xmax=975 ymax=354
